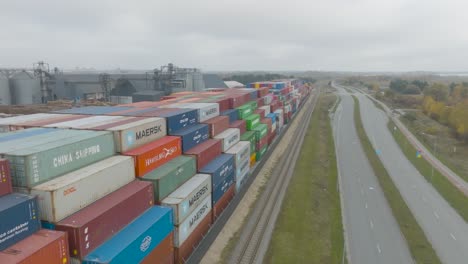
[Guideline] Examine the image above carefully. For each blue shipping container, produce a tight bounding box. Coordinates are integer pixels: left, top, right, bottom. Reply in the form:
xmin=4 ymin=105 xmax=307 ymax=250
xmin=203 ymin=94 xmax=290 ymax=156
xmin=171 ymin=124 xmax=209 ymax=152
xmin=83 ymin=206 xmax=173 ymax=264
xmin=212 ymin=169 xmax=235 ymax=205
xmin=200 ymin=154 xmax=235 ymax=188
xmin=157 ymin=108 xmax=199 ymax=134
xmin=0 ymin=193 xmax=40 ymax=250
xmin=266 ymin=113 xmax=276 ymax=124
xmin=54 ymin=106 xmax=132 ymax=115
xmin=244 ymin=89 xmax=258 ymax=100
xmin=221 ymin=109 xmax=238 ymax=123
xmin=0 ymin=128 xmax=57 ymax=143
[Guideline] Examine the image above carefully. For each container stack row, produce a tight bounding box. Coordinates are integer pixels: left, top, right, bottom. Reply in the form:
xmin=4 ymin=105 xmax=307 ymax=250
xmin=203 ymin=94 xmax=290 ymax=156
xmin=0 ymin=81 xmax=312 ymax=264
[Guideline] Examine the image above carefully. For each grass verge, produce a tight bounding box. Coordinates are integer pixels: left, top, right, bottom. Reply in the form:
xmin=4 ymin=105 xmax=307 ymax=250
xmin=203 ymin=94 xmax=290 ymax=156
xmin=331 ymin=94 xmax=341 ymax=113
xmin=352 ymin=96 xmax=440 ymax=264
xmin=387 ymin=119 xmax=468 ymax=222
xmin=265 ymin=94 xmax=345 ymax=263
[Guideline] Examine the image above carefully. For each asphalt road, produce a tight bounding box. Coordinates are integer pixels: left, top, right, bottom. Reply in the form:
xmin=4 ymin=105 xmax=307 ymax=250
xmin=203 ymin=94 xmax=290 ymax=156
xmin=332 ymin=87 xmax=413 ymax=264
xmin=357 ymin=92 xmax=468 ymax=264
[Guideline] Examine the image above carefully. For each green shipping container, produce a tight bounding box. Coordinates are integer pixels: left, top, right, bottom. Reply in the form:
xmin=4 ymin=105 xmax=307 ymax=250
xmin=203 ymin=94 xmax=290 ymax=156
xmin=236 ymin=104 xmax=253 ymax=119
xmin=256 ymin=145 xmax=268 ymax=161
xmin=241 ymin=131 xmax=256 ymax=153
xmin=246 ymin=101 xmax=258 ymax=110
xmin=6 ymin=131 xmax=115 ymax=188
xmin=245 ymin=114 xmax=260 ymax=130
xmin=251 ymin=124 xmax=268 ymax=141
xmin=140 ymin=155 xmax=196 ymax=202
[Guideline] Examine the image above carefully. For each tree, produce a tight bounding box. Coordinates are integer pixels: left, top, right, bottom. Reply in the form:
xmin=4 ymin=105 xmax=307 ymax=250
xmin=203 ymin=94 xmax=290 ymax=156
xmin=390 ymin=79 xmax=408 ymax=93
xmin=424 ymin=83 xmax=449 ymax=101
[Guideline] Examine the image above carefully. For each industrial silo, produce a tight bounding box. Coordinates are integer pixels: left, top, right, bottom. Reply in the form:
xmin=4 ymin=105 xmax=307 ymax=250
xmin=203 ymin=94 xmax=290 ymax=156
xmin=0 ymin=73 xmax=11 ymax=105
xmin=10 ymin=71 xmax=41 ymax=105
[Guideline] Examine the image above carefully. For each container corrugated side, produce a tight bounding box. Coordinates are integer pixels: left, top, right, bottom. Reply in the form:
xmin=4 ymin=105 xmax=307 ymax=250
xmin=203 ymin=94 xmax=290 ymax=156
xmin=240 ymin=131 xmax=257 ymax=153
xmin=202 ymin=116 xmax=229 ymax=137
xmin=30 ymin=155 xmax=135 ymax=222
xmin=184 ymin=139 xmax=222 ymax=170
xmin=0 ymin=159 xmax=12 ymax=197
xmin=229 ymin=119 xmax=246 ymax=135
xmin=0 ymin=127 xmax=56 ymax=143
xmin=0 ymin=114 xmax=61 ymax=132
xmin=220 ymin=109 xmax=238 ymax=123
xmin=199 ymin=154 xmax=235 ymax=189
xmin=258 ymin=105 xmax=271 ymax=116
xmin=54 ymin=181 xmax=154 ymax=260
xmin=213 ymin=184 xmax=235 ymax=222
xmin=185 ymin=103 xmax=220 ymax=122
xmin=140 ymin=231 xmax=174 ymax=264
xmin=0 ymin=193 xmax=40 ymax=250
xmin=146 ymin=108 xmax=198 ymax=134
xmin=140 ymin=155 xmax=196 ymax=202
xmin=224 ymin=141 xmax=250 ymax=167
xmin=6 ymin=131 xmax=116 ymax=187
xmin=44 ymin=115 xmax=128 ymax=129
xmin=0 ymin=229 xmax=69 ymax=264
xmin=82 ymin=206 xmax=173 ymax=264
xmin=170 ymin=124 xmax=209 ymax=152
xmin=212 ymin=170 xmax=235 ymax=205
xmin=174 ymin=195 xmax=212 ymax=247
xmin=235 ymin=169 xmax=250 ymax=194
xmin=214 ymin=128 xmax=240 ymax=152
xmin=161 ymin=174 xmax=211 ymax=225
xmin=174 ymin=211 xmax=211 ymax=263
xmin=244 ymin=114 xmax=260 ymax=130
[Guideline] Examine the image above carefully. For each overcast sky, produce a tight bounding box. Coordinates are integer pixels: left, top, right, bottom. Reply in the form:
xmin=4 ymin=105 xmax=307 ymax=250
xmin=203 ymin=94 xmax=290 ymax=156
xmin=0 ymin=0 xmax=467 ymax=72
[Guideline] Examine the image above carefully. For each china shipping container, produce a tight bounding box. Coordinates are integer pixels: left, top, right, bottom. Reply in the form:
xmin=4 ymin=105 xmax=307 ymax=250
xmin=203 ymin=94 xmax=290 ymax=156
xmin=53 ymin=181 xmax=154 ymax=260
xmin=123 ymin=136 xmax=182 ymax=177
xmin=174 ymin=195 xmax=212 ymax=247
xmin=202 ymin=116 xmax=229 ymax=137
xmin=140 ymin=155 xmax=196 ymax=202
xmin=0 ymin=229 xmax=69 ymax=264
xmin=214 ymin=128 xmax=240 ymax=152
xmin=82 ymin=206 xmax=173 ymax=264
xmin=170 ymin=124 xmax=209 ymax=152
xmin=183 ymin=139 xmax=222 ymax=171
xmin=220 ymin=109 xmax=238 ymax=123
xmin=140 ymin=232 xmax=174 ymax=264
xmin=0 ymin=127 xmax=55 ymax=143
xmin=161 ymin=174 xmax=211 ymax=225
xmin=0 ymin=193 xmax=40 ymax=250
xmin=0 ymin=159 xmax=12 ymax=196
xmin=28 ymin=156 xmax=135 ymax=222
xmin=213 ymin=184 xmax=235 ymax=221
xmin=244 ymin=114 xmax=260 ymax=130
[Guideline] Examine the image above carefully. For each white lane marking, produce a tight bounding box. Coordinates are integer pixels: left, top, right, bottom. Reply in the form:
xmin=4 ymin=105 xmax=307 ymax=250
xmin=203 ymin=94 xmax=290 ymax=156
xmin=433 ymin=211 xmax=440 ymax=220
xmin=376 ymin=244 xmax=382 ymax=254
xmin=365 ymin=202 xmax=368 ymax=209
xmin=370 ymin=220 xmax=374 ymax=229
xmin=450 ymin=233 xmax=457 ymax=241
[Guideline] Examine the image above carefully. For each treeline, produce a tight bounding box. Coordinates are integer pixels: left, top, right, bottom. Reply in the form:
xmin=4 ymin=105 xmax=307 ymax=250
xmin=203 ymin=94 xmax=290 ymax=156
xmin=223 ymin=74 xmax=316 ymax=85
xmin=389 ymin=79 xmax=428 ymax=94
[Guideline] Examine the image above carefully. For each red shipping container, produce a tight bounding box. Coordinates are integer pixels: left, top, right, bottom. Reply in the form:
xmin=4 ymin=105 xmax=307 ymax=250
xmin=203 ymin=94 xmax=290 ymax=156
xmin=123 ymin=136 xmax=182 ymax=177
xmin=257 ymin=87 xmax=270 ymax=98
xmin=256 ymin=135 xmax=268 ymax=151
xmin=261 ymin=118 xmax=272 ymax=132
xmin=140 ymin=232 xmax=174 ymax=264
xmin=212 ymin=185 xmax=235 ymax=222
xmin=174 ymin=212 xmax=212 ymax=263
xmin=202 ymin=116 xmax=229 ymax=137
xmin=0 ymin=229 xmax=69 ymax=264
xmin=211 ymin=98 xmax=230 ymax=112
xmin=268 ymin=131 xmax=276 ymax=145
xmin=0 ymin=159 xmax=12 ymax=197
xmin=229 ymin=120 xmax=246 ymax=135
xmin=184 ymin=139 xmax=222 ymax=170
xmin=254 ymin=109 xmax=265 ymax=119
xmin=256 ymin=97 xmax=264 ymax=108
xmin=54 ymin=181 xmax=154 ymax=260
xmin=227 ymin=94 xmax=245 ymax=109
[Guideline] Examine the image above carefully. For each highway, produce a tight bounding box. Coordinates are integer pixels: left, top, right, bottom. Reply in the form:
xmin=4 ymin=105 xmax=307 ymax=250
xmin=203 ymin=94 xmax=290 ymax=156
xmin=332 ymin=86 xmax=413 ymax=264
xmin=356 ymin=91 xmax=468 ymax=264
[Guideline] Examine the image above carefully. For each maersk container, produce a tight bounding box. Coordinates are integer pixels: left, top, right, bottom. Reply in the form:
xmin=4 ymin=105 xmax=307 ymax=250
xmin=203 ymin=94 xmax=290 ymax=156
xmin=199 ymin=154 xmax=235 ymax=189
xmin=148 ymin=108 xmax=198 ymax=134
xmin=170 ymin=124 xmax=209 ymax=152
xmin=5 ymin=131 xmax=115 ymax=187
xmin=259 ymin=105 xmax=271 ymax=116
xmin=221 ymin=109 xmax=238 ymax=123
xmin=54 ymin=181 xmax=154 ymax=260
xmin=82 ymin=206 xmax=173 ymax=264
xmin=224 ymin=141 xmax=250 ymax=167
xmin=0 ymin=159 xmax=12 ymax=197
xmin=54 ymin=106 xmax=132 ymax=115
xmin=212 ymin=169 xmax=235 ymax=205
xmin=29 ymin=156 xmax=135 ymax=222
xmin=44 ymin=115 xmax=128 ymax=129
xmin=214 ymin=128 xmax=240 ymax=152
xmin=251 ymin=123 xmax=268 ymax=141
xmin=174 ymin=195 xmax=211 ymax=247
xmin=0 ymin=193 xmax=40 ymax=250
xmin=245 ymin=114 xmax=260 ymax=130
xmin=161 ymin=174 xmax=211 ymax=225
xmin=140 ymin=155 xmax=196 ymax=202
xmin=236 ymin=104 xmax=253 ymax=120
xmin=240 ymin=131 xmax=257 ymax=153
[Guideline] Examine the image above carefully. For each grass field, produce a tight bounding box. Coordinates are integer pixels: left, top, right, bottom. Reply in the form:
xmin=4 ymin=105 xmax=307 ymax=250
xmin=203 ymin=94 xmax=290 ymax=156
xmin=352 ymin=96 xmax=441 ymax=264
xmin=265 ymin=94 xmax=345 ymax=264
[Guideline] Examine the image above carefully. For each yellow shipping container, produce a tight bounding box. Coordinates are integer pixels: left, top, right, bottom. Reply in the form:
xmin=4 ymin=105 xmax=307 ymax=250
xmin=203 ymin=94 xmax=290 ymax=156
xmin=250 ymin=153 xmax=256 ymax=167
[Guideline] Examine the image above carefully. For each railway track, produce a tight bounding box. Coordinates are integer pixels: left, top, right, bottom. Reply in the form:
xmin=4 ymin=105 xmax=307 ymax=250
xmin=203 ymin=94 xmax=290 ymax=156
xmin=228 ymin=89 xmax=319 ymax=264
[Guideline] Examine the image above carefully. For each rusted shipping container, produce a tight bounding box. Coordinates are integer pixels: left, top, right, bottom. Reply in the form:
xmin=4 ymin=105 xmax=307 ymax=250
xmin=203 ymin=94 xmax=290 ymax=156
xmin=184 ymin=139 xmax=222 ymax=170
xmin=0 ymin=159 xmax=12 ymax=197
xmin=53 ymin=181 xmax=154 ymax=260
xmin=0 ymin=229 xmax=69 ymax=264
xmin=212 ymin=184 xmax=235 ymax=222
xmin=229 ymin=120 xmax=246 ymax=135
xmin=123 ymin=136 xmax=182 ymax=177
xmin=140 ymin=232 xmax=174 ymax=264
xmin=202 ymin=116 xmax=229 ymax=137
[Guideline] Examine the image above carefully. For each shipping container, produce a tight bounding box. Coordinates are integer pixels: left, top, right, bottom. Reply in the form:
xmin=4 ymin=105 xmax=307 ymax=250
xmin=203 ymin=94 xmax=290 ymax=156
xmin=123 ymin=136 xmax=182 ymax=177
xmin=199 ymin=154 xmax=235 ymax=190
xmin=0 ymin=113 xmax=64 ymax=132
xmin=6 ymin=131 xmax=115 ymax=188
xmin=53 ymin=181 xmax=154 ymax=260
xmin=82 ymin=206 xmax=173 ymax=264
xmin=250 ymin=153 xmax=256 ymax=167
xmin=235 ymin=168 xmax=249 ymax=194
xmin=184 ymin=139 xmax=222 ymax=171
xmin=29 ymin=156 xmax=135 ymax=222
xmin=165 ymin=103 xmax=219 ymax=122
xmin=258 ymin=105 xmax=271 ymax=116
xmin=174 ymin=195 xmax=212 ymax=247
xmin=174 ymin=210 xmax=211 ymax=264
xmin=227 ymin=94 xmax=247 ymax=109
xmin=161 ymin=174 xmax=211 ymax=225
xmin=224 ymin=141 xmax=250 ymax=167
xmin=214 ymin=128 xmax=240 ymax=152
xmin=244 ymin=114 xmax=260 ymax=130
xmin=0 ymin=229 xmax=69 ymax=264
xmin=263 ymin=94 xmax=273 ymax=105
xmin=229 ymin=119 xmax=246 ymax=136
xmin=212 ymin=184 xmax=235 ymax=222
xmin=274 ymin=109 xmax=284 ymax=128
xmin=10 ymin=114 xmax=88 ymax=130
xmin=256 ymin=97 xmax=264 ymax=108
xmin=140 ymin=232 xmax=174 ymax=264
xmin=0 ymin=159 xmax=12 ymax=197
xmin=0 ymin=127 xmax=55 ymax=143
xmin=256 ymin=135 xmax=268 ymax=152
xmin=54 ymin=106 xmax=133 ymax=115
xmin=236 ymin=104 xmax=253 ymax=120
xmin=202 ymin=116 xmax=229 ymax=137
xmin=240 ymin=131 xmax=256 ymax=153
xmin=251 ymin=123 xmax=268 ymax=141
xmin=141 ymin=155 xmax=196 ymax=202
xmin=254 ymin=108 xmax=265 ymax=119
xmin=212 ymin=170 xmax=235 ymax=206
xmin=266 ymin=113 xmax=277 ymax=124
xmin=235 ymin=156 xmax=250 ymax=180
xmin=0 ymin=193 xmax=40 ymax=250
xmin=257 ymin=87 xmax=270 ymax=98
xmin=220 ymin=109 xmax=238 ymax=123
xmin=44 ymin=115 xmax=129 ymax=129
xmin=170 ymin=124 xmax=209 ymax=152
xmin=145 ymin=108 xmax=198 ymax=134
xmin=256 ymin=145 xmax=268 ymax=161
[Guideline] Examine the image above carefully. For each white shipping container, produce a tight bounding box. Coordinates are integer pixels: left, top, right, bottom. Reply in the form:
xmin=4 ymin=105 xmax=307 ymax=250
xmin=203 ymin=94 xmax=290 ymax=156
xmin=258 ymin=106 xmax=271 ymax=116
xmin=225 ymin=141 xmax=250 ymax=166
xmin=214 ymin=128 xmax=240 ymax=152
xmin=30 ymin=155 xmax=135 ymax=222
xmin=174 ymin=195 xmax=212 ymax=247
xmin=272 ymin=122 xmax=277 ymax=132
xmin=236 ymin=158 xmax=250 ymax=180
xmin=161 ymin=174 xmax=211 ymax=224
xmin=235 ymin=168 xmax=249 ymax=194
xmin=44 ymin=115 xmax=128 ymax=129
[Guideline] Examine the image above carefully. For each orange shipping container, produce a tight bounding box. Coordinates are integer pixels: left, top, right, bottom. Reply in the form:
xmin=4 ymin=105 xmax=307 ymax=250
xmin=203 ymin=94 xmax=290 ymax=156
xmin=123 ymin=136 xmax=182 ymax=177
xmin=250 ymin=153 xmax=256 ymax=167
